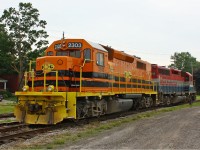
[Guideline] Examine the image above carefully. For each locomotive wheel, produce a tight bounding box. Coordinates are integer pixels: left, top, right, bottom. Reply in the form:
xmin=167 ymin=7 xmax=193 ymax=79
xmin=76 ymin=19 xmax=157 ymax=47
xmin=192 ymin=94 xmax=196 ymax=101
xmin=139 ymin=98 xmax=144 ymax=109
xmin=194 ymin=95 xmax=196 ymax=101
xmin=76 ymin=103 xmax=89 ymax=119
xmin=133 ymin=99 xmax=140 ymax=110
xmin=92 ymin=107 xmax=102 ymax=117
xmin=149 ymin=97 xmax=153 ymax=107
xmin=166 ymin=96 xmax=171 ymax=106
xmin=188 ymin=96 xmax=192 ymax=105
xmin=144 ymin=97 xmax=151 ymax=108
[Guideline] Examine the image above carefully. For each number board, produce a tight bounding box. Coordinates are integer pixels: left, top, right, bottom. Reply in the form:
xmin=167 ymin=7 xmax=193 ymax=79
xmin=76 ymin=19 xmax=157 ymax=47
xmin=54 ymin=44 xmax=61 ymax=50
xmin=42 ymin=63 xmax=55 ymax=73
xmin=67 ymin=42 xmax=82 ymax=48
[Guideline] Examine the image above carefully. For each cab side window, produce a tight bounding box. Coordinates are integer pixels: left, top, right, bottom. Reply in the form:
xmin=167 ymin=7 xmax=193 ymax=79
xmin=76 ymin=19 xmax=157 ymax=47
xmin=84 ymin=49 xmax=91 ymax=60
xmin=47 ymin=51 xmax=54 ymax=56
xmin=96 ymin=52 xmax=104 ymax=66
xmin=69 ymin=50 xmax=81 ymax=58
xmin=56 ymin=51 xmax=68 ymax=56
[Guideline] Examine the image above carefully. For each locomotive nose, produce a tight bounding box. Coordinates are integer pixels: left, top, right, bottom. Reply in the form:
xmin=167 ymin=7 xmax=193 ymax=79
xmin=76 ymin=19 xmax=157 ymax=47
xmin=36 ymin=56 xmax=66 ymax=71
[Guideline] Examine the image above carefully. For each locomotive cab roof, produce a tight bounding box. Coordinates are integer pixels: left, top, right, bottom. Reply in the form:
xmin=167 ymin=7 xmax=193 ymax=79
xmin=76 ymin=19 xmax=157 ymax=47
xmin=45 ymin=38 xmax=145 ymax=63
xmin=46 ymin=39 xmax=107 ymax=53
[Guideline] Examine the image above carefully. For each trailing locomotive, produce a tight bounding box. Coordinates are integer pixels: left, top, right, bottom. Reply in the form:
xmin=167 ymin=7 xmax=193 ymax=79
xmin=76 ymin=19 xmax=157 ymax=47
xmin=152 ymin=64 xmax=196 ymax=105
xmin=14 ymin=38 xmax=196 ymax=124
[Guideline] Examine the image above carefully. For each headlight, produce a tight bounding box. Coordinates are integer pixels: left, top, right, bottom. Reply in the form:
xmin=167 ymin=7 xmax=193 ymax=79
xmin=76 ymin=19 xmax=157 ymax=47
xmin=22 ymin=85 xmax=29 ymax=92
xmin=47 ymin=85 xmax=54 ymax=92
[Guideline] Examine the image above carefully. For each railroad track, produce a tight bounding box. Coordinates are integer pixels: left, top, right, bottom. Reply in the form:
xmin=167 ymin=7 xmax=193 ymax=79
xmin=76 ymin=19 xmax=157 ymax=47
xmin=0 ymin=122 xmax=28 ymax=145
xmin=0 ymin=113 xmax=18 ymax=128
xmin=0 ymin=100 xmax=199 ymax=146
xmin=0 ymin=123 xmax=26 ymax=133
xmin=0 ymin=124 xmax=39 ymax=145
xmin=0 ymin=121 xmax=76 ymax=145
xmin=0 ymin=125 xmax=50 ymax=145
xmin=0 ymin=113 xmax=14 ymax=119
xmin=0 ymin=121 xmax=20 ymax=127
xmin=0 ymin=113 xmax=119 ymax=146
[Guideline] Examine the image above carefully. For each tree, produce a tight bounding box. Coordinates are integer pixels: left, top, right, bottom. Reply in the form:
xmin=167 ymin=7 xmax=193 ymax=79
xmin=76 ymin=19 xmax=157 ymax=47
xmin=0 ymin=2 xmax=49 ymax=83
xmin=194 ymin=68 xmax=200 ymax=94
xmin=0 ymin=24 xmax=15 ymax=74
xmin=169 ymin=52 xmax=200 ymax=94
xmin=169 ymin=52 xmax=199 ymax=74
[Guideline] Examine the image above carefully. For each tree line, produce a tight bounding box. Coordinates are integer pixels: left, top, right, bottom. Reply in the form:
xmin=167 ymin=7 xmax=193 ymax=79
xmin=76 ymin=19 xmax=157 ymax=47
xmin=0 ymin=2 xmax=48 ymax=84
xmin=0 ymin=2 xmax=200 ymax=93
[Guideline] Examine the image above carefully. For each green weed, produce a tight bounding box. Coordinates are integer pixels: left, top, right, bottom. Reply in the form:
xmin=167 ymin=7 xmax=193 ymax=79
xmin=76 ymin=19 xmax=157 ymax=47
xmin=0 ymin=103 xmax=14 ymax=114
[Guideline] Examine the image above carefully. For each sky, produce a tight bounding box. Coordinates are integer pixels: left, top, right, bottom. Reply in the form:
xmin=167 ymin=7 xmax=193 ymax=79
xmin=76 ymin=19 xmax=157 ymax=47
xmin=1 ymin=0 xmax=200 ymax=66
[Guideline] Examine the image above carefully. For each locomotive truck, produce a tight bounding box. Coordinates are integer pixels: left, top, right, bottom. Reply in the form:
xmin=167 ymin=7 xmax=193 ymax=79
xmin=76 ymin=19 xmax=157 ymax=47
xmin=14 ymin=38 xmax=196 ymax=124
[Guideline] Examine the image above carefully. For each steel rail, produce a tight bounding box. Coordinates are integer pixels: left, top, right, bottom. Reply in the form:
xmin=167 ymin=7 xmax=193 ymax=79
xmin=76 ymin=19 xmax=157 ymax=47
xmin=0 ymin=113 xmax=14 ymax=119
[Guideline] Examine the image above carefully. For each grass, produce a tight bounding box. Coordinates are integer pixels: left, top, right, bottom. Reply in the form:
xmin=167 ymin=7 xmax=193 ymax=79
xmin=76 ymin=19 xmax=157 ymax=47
xmin=0 ymin=103 xmax=15 ymax=114
xmin=24 ymin=99 xmax=200 ymax=149
xmin=0 ymin=118 xmax=15 ymax=123
xmin=0 ymin=95 xmax=16 ymax=114
xmin=4 ymin=95 xmax=17 ymax=102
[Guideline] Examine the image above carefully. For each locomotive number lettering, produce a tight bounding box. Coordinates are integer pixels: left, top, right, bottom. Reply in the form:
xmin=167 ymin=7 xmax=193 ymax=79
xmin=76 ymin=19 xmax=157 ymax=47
xmin=54 ymin=44 xmax=62 ymax=50
xmin=68 ymin=42 xmax=82 ymax=48
xmin=42 ymin=63 xmax=55 ymax=73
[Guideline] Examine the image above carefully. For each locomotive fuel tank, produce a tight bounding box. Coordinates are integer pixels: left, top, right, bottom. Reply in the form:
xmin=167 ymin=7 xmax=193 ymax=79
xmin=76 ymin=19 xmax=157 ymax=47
xmin=106 ymin=98 xmax=133 ymax=114
xmin=120 ymin=94 xmax=142 ymax=99
xmin=172 ymin=96 xmax=186 ymax=104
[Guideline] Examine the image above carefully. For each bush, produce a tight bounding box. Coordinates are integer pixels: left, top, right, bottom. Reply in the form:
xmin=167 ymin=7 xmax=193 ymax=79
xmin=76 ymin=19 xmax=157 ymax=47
xmin=0 ymin=90 xmax=12 ymax=98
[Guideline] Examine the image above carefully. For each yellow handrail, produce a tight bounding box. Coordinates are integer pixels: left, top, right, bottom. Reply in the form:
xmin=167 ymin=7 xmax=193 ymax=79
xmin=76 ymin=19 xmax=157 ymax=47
xmin=27 ymin=60 xmax=59 ymax=92
xmin=29 ymin=60 xmax=36 ymax=72
xmin=44 ymin=71 xmax=46 ymax=91
xmin=43 ymin=71 xmax=58 ymax=92
xmin=31 ymin=69 xmax=34 ymax=91
xmin=79 ymin=59 xmax=89 ymax=93
xmin=56 ymin=71 xmax=58 ymax=92
xmin=24 ymin=71 xmax=28 ymax=86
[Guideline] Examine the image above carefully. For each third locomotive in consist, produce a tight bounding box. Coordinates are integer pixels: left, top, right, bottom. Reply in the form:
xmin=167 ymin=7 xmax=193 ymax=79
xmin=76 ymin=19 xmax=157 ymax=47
xmin=14 ymin=38 xmax=196 ymax=124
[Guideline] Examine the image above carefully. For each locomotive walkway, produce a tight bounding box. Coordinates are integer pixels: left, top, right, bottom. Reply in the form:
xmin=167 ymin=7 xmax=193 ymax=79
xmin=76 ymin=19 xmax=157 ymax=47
xmin=67 ymin=106 xmax=200 ymax=149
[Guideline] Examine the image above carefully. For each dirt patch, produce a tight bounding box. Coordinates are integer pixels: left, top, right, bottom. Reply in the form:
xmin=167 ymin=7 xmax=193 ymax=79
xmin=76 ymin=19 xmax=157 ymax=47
xmin=0 ymin=100 xmax=14 ymax=105
xmin=66 ymin=106 xmax=200 ymax=149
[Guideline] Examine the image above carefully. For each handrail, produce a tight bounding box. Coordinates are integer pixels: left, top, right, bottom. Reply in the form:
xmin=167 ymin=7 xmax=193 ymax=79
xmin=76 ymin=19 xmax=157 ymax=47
xmin=29 ymin=60 xmax=36 ymax=72
xmin=44 ymin=71 xmax=46 ymax=91
xmin=79 ymin=59 xmax=91 ymax=93
xmin=31 ymin=69 xmax=34 ymax=91
xmin=43 ymin=70 xmax=58 ymax=92
xmin=24 ymin=71 xmax=28 ymax=86
xmin=27 ymin=60 xmax=59 ymax=92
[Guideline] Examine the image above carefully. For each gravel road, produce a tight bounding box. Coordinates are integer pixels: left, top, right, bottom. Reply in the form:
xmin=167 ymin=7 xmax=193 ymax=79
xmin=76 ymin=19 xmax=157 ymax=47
xmin=67 ymin=106 xmax=200 ymax=149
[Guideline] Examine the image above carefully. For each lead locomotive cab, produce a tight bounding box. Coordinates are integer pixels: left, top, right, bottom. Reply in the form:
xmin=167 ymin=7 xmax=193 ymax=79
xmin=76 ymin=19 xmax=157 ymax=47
xmin=15 ymin=39 xmax=111 ymax=124
xmin=47 ymin=39 xmax=110 ymax=92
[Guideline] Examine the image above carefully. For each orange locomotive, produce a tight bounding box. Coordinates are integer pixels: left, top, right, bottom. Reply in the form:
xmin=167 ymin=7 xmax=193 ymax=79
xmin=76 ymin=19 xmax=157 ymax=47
xmin=15 ymin=38 xmax=157 ymax=124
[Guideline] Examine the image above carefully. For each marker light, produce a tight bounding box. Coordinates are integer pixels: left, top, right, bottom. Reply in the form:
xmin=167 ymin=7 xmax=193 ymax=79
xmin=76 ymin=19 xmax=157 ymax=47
xmin=22 ymin=85 xmax=29 ymax=92
xmin=47 ymin=85 xmax=54 ymax=92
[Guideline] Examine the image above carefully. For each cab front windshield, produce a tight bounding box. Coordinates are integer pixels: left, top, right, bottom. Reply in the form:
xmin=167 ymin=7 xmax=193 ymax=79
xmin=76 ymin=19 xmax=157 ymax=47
xmin=55 ymin=50 xmax=81 ymax=58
